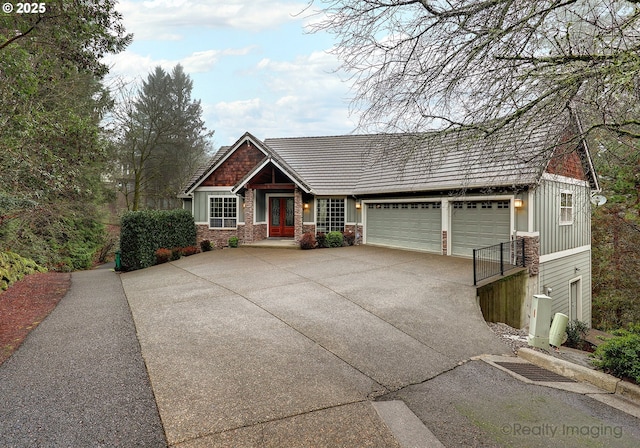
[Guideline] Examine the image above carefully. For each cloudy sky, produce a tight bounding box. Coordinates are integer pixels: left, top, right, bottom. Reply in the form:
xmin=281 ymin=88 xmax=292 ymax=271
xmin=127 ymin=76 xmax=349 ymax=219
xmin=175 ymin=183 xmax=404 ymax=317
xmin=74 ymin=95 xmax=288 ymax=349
xmin=104 ymin=0 xmax=359 ymax=147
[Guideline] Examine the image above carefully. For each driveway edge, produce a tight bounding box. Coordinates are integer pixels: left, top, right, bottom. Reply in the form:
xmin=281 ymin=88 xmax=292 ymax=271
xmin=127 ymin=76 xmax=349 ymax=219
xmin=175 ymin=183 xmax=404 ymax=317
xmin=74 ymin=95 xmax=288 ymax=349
xmin=372 ymin=400 xmax=445 ymax=448
xmin=518 ymin=347 xmax=640 ymax=406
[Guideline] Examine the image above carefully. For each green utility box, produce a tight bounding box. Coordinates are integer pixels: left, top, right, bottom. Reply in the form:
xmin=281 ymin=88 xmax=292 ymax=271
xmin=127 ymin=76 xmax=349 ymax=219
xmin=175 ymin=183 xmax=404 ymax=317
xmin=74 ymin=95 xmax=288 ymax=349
xmin=549 ymin=312 xmax=569 ymax=348
xmin=528 ymin=294 xmax=552 ymax=351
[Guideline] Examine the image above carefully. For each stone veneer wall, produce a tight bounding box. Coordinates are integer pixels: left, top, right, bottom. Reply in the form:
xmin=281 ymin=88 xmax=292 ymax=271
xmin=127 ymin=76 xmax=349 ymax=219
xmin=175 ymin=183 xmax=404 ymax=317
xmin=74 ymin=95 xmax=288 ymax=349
xmin=442 ymin=231 xmax=448 ymax=255
xmin=252 ymin=224 xmax=267 ymax=242
xmin=243 ymin=189 xmax=255 ymax=243
xmin=344 ymin=224 xmax=363 ymax=245
xmin=196 ymin=223 xmax=268 ymax=248
xmin=294 ymin=188 xmax=303 ymax=242
xmin=522 ymin=235 xmax=540 ymax=276
xmin=197 ymin=225 xmax=241 ymax=249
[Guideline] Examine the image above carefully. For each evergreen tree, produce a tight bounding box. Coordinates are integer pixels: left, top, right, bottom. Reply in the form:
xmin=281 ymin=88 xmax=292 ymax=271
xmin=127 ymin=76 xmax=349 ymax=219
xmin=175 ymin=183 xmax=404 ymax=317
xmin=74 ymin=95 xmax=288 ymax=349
xmin=0 ymin=0 xmax=131 ymax=269
xmin=591 ymin=132 xmax=640 ymax=330
xmin=112 ymin=65 xmax=213 ymax=210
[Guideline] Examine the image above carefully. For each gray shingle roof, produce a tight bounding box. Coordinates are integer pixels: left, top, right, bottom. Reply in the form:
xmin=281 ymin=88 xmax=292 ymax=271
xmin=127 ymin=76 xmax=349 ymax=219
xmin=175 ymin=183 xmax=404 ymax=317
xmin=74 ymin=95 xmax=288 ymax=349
xmin=184 ymin=113 xmax=592 ymax=196
xmin=265 ymin=118 xmax=566 ymax=196
xmin=264 ymin=134 xmax=373 ymax=195
xmin=181 ymin=146 xmax=230 ymax=195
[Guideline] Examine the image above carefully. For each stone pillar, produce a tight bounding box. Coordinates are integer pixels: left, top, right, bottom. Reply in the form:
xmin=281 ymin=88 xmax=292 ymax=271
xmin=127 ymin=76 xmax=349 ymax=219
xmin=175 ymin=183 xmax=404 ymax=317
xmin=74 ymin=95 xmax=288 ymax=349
xmin=244 ymin=189 xmax=254 ymax=243
xmin=294 ymin=188 xmax=303 ymax=242
xmin=522 ymin=235 xmax=540 ymax=276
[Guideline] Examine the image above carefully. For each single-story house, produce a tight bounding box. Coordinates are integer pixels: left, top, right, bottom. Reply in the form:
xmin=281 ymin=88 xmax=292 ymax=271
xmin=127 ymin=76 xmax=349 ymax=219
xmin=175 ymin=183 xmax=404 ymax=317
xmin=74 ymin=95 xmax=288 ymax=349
xmin=180 ymin=112 xmax=599 ymax=327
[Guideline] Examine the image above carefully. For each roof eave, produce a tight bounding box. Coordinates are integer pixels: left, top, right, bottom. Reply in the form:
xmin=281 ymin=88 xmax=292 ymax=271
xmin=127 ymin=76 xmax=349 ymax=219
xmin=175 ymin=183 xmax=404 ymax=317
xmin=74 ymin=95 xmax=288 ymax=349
xmin=571 ymin=111 xmax=601 ymax=191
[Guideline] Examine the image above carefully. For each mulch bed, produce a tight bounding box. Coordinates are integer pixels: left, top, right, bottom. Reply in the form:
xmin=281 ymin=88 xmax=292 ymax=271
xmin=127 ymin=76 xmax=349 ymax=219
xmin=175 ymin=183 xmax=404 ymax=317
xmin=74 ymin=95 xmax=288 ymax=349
xmin=0 ymin=272 xmax=71 ymax=366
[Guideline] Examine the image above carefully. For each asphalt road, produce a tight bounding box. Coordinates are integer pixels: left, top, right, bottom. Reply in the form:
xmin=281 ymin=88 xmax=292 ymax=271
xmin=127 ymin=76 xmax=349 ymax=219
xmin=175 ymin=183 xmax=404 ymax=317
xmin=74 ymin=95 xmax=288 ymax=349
xmin=383 ymin=359 xmax=640 ymax=447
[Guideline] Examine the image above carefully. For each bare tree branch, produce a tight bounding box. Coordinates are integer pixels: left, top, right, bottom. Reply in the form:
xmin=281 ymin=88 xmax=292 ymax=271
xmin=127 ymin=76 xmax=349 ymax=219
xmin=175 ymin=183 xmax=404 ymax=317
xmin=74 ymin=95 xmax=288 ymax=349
xmin=310 ymin=0 xmax=640 ymax=139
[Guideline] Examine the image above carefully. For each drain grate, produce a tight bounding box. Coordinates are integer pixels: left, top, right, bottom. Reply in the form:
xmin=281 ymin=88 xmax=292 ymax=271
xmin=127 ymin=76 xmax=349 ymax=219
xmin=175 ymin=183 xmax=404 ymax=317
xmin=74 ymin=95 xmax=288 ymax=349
xmin=495 ymin=362 xmax=576 ymax=382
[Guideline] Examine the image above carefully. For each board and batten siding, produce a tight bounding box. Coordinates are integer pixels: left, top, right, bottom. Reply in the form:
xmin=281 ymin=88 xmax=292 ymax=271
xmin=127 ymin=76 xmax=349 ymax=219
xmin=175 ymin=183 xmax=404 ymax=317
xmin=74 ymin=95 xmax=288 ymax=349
xmin=539 ymin=250 xmax=592 ymax=325
xmin=533 ymin=177 xmax=591 ymax=256
xmin=192 ymin=189 xmax=243 ymax=225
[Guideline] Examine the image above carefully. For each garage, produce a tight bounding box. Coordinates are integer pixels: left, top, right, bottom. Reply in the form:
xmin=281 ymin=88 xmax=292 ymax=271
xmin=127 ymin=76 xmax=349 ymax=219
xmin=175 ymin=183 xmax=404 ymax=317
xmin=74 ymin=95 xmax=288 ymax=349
xmin=365 ymin=202 xmax=442 ymax=253
xmin=450 ymin=200 xmax=511 ymax=257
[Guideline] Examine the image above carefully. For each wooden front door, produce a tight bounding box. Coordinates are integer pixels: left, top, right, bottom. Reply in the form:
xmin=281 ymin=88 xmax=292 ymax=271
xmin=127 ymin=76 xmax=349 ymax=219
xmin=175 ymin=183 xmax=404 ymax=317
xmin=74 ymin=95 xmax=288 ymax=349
xmin=269 ymin=197 xmax=295 ymax=237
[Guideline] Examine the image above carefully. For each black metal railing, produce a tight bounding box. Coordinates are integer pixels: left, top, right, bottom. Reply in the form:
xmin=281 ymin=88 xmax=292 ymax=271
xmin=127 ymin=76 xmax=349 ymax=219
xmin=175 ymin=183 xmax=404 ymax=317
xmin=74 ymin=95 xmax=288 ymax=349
xmin=473 ymin=238 xmax=526 ymax=285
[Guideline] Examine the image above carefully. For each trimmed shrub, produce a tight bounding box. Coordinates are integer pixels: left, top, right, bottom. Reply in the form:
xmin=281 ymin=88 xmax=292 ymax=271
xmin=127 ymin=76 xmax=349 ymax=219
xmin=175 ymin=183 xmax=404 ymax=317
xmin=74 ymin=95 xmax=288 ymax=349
xmin=0 ymin=251 xmax=47 ymax=291
xmin=299 ymin=232 xmax=316 ymax=250
xmin=316 ymin=232 xmax=328 ymax=248
xmin=181 ymin=246 xmax=199 ymax=256
xmin=155 ymin=248 xmax=172 ymax=265
xmin=171 ymin=247 xmax=182 ymax=261
xmin=565 ymin=320 xmax=589 ymax=349
xmin=228 ymin=236 xmax=239 ymax=248
xmin=592 ymin=326 xmax=640 ymax=384
xmin=120 ymin=209 xmax=196 ymax=271
xmin=200 ymin=240 xmax=213 ymax=252
xmin=326 ymin=231 xmax=344 ymax=248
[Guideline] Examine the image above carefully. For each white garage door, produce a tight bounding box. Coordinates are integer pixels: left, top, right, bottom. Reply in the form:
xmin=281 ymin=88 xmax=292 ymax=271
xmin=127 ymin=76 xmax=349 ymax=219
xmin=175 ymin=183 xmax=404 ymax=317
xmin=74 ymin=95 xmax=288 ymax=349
xmin=451 ymin=200 xmax=511 ymax=257
xmin=366 ymin=202 xmax=442 ymax=253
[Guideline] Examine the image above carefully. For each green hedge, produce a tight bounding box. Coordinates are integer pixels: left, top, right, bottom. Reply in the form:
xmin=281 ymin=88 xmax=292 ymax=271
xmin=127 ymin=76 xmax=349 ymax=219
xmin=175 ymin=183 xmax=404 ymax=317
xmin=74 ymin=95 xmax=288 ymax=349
xmin=592 ymin=326 xmax=640 ymax=384
xmin=326 ymin=231 xmax=344 ymax=248
xmin=0 ymin=251 xmax=47 ymax=291
xmin=120 ymin=209 xmax=196 ymax=271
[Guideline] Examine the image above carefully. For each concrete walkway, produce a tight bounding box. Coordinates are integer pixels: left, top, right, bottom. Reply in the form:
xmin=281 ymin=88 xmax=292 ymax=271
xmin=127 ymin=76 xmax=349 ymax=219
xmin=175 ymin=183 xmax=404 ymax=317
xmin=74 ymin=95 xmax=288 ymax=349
xmin=121 ymin=246 xmax=509 ymax=446
xmin=0 ymin=267 xmax=167 ymax=446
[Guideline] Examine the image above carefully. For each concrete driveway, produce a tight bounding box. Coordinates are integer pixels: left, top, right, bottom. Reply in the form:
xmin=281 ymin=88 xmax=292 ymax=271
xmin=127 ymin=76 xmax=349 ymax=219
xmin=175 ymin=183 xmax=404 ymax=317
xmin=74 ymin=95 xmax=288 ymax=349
xmin=121 ymin=245 xmax=509 ymax=447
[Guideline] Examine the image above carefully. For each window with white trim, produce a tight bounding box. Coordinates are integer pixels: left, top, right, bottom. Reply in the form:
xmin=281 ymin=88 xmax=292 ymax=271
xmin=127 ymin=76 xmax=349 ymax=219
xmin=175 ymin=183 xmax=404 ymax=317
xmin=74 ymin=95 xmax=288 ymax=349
xmin=316 ymin=198 xmax=345 ymax=233
xmin=560 ymin=192 xmax=573 ymax=225
xmin=210 ymin=196 xmax=237 ymax=228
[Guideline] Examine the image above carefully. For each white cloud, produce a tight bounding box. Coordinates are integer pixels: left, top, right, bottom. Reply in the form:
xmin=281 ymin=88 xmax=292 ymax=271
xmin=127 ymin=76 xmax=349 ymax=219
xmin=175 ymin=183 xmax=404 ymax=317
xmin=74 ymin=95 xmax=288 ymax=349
xmin=103 ymin=46 xmax=255 ymax=82
xmin=119 ymin=0 xmax=308 ymax=40
xmin=205 ymin=51 xmax=359 ymax=145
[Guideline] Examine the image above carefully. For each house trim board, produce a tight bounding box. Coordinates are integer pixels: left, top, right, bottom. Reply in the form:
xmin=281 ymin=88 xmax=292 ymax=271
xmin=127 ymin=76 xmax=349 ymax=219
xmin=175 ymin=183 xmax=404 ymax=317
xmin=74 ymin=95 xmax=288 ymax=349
xmin=539 ymin=245 xmax=591 ymax=263
xmin=568 ymin=275 xmax=583 ymax=321
xmin=541 ymin=172 xmax=590 ymax=187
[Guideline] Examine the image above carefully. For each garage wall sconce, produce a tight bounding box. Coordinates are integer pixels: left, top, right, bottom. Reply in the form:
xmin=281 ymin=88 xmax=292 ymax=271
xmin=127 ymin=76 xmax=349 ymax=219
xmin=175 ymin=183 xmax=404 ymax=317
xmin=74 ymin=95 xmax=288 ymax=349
xmin=355 ymin=201 xmax=361 ymax=209
xmin=513 ymin=198 xmax=524 ymax=208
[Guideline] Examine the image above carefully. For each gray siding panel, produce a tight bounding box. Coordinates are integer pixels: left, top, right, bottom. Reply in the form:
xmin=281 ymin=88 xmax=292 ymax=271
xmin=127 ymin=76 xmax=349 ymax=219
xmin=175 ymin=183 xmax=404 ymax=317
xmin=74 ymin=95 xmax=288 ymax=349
xmin=539 ymin=250 xmax=592 ymax=325
xmin=302 ymin=197 xmax=314 ymax=223
xmin=193 ymin=191 xmax=208 ymax=223
xmin=347 ymin=197 xmax=357 ymax=223
xmin=533 ymin=179 xmax=591 ymax=255
xmin=515 ymin=194 xmax=528 ymax=232
xmin=256 ymin=190 xmax=266 ymax=222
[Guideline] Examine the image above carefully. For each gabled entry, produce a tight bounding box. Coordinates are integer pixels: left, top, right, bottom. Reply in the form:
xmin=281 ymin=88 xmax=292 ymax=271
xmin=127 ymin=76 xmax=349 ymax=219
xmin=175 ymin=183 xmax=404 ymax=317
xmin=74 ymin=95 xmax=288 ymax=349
xmin=269 ymin=197 xmax=295 ymax=237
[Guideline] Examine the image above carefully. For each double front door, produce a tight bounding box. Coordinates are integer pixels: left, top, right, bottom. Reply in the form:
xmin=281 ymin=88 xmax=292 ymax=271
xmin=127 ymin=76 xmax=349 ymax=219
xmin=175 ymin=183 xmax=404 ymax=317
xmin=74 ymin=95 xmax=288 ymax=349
xmin=269 ymin=197 xmax=294 ymax=237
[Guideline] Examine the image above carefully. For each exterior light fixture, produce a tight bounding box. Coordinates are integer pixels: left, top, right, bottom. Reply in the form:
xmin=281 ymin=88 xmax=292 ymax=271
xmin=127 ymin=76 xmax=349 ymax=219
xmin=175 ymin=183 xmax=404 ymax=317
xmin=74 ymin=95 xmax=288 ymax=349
xmin=303 ymin=203 xmax=309 ymax=210
xmin=355 ymin=201 xmax=361 ymax=209
xmin=514 ymin=198 xmax=523 ymax=208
